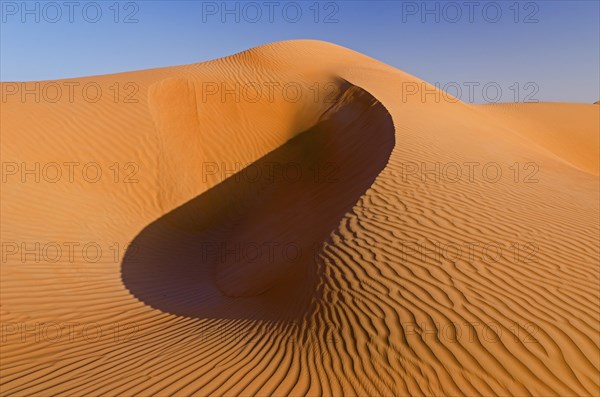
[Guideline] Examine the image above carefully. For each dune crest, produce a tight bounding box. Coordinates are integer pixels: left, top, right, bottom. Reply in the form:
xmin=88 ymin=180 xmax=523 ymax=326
xmin=1 ymin=40 xmax=598 ymax=396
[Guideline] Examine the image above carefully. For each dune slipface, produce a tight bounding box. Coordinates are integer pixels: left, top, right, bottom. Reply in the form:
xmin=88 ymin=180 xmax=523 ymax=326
xmin=1 ymin=40 xmax=599 ymax=396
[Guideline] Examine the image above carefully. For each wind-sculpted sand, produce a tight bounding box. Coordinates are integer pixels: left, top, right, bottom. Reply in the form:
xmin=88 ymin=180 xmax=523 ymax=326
xmin=1 ymin=40 xmax=598 ymax=396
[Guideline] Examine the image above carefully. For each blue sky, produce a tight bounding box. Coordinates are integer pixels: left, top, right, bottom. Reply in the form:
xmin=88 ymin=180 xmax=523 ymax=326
xmin=1 ymin=0 xmax=599 ymax=103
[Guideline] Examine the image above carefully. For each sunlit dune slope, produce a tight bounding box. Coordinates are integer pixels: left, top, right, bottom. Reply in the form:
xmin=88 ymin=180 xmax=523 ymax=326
xmin=479 ymin=102 xmax=599 ymax=175
xmin=1 ymin=40 xmax=598 ymax=397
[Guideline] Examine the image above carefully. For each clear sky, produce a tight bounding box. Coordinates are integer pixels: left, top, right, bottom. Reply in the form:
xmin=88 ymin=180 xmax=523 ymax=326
xmin=1 ymin=0 xmax=599 ymax=103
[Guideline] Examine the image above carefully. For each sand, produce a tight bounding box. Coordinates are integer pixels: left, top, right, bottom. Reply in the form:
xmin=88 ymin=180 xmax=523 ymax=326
xmin=1 ymin=40 xmax=598 ymax=396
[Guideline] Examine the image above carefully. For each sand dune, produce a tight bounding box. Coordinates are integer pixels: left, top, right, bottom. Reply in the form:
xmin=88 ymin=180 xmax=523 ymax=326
xmin=479 ymin=103 xmax=599 ymax=175
xmin=1 ymin=40 xmax=599 ymax=396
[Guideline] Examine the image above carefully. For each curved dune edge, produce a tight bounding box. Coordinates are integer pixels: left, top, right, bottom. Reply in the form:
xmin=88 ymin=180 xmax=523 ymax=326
xmin=1 ymin=40 xmax=599 ymax=396
xmin=122 ymin=80 xmax=395 ymax=318
xmin=213 ymin=83 xmax=395 ymax=297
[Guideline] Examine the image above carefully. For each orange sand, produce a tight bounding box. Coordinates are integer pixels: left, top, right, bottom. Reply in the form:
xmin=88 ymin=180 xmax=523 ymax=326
xmin=1 ymin=40 xmax=598 ymax=396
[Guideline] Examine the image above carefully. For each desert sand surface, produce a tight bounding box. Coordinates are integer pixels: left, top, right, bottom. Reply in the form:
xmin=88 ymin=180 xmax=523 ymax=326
xmin=1 ymin=40 xmax=599 ymax=396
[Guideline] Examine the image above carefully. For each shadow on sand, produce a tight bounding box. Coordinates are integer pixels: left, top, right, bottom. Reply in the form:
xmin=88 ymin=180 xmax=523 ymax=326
xmin=121 ymin=82 xmax=395 ymax=323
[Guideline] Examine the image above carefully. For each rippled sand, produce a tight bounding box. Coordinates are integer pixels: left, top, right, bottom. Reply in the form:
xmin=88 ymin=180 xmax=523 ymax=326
xmin=1 ymin=40 xmax=598 ymax=396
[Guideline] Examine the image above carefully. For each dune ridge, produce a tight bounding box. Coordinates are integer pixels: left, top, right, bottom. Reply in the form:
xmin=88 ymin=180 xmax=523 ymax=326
xmin=1 ymin=40 xmax=599 ymax=396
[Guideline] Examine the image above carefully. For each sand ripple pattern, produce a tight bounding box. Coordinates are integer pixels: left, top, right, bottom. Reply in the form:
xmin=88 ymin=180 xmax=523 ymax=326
xmin=1 ymin=40 xmax=598 ymax=396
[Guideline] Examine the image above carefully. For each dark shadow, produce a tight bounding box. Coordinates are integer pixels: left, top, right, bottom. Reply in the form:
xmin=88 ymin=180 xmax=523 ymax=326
xmin=121 ymin=82 xmax=395 ymax=322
